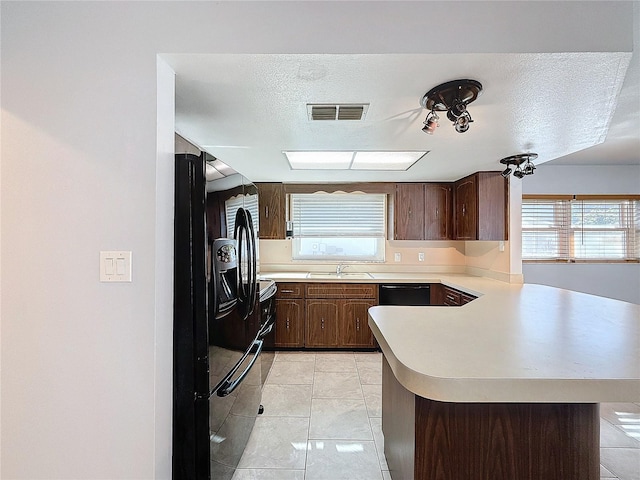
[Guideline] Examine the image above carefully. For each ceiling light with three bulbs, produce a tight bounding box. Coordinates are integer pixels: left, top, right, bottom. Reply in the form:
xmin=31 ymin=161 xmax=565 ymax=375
xmin=420 ymin=79 xmax=483 ymax=135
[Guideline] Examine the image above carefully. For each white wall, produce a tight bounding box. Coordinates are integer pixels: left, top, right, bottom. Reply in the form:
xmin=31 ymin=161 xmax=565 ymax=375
xmin=0 ymin=2 xmax=634 ymax=479
xmin=522 ymin=165 xmax=640 ymax=304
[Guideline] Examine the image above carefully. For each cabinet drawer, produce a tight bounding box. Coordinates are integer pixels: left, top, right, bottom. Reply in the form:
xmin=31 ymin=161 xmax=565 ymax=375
xmin=305 ymin=283 xmax=378 ymax=299
xmin=443 ymin=287 xmax=461 ymax=306
xmin=460 ymin=292 xmax=476 ymax=305
xmin=276 ymin=283 xmax=305 ymax=299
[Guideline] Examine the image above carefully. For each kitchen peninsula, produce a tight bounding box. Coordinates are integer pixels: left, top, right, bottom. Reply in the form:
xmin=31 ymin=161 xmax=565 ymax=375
xmin=367 ymin=277 xmax=640 ymax=480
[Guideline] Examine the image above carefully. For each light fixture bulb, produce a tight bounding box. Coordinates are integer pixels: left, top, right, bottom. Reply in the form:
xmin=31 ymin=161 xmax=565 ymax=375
xmin=501 ymin=167 xmax=512 ymax=178
xmin=523 ymin=159 xmax=536 ymax=175
xmin=449 ymin=100 xmax=467 ymax=118
xmin=454 ymin=114 xmax=471 ymax=133
xmin=422 ymin=111 xmax=439 ymax=135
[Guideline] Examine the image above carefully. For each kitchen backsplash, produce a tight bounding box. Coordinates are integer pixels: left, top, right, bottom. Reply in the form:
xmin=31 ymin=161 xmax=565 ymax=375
xmin=260 ymin=239 xmax=520 ymax=282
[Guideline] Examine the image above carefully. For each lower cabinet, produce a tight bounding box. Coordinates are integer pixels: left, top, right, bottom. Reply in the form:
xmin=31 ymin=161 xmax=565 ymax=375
xmin=275 ymin=281 xmax=474 ymax=348
xmin=305 ymin=298 xmax=377 ymax=348
xmin=274 ymin=283 xmax=306 ymax=348
xmin=432 ymin=283 xmax=477 ymax=306
xmin=339 ymin=299 xmax=377 ymax=348
xmin=306 ymin=299 xmax=340 ymax=347
xmin=274 ymin=282 xmax=378 ymax=349
xmin=275 ymin=299 xmax=305 ymax=347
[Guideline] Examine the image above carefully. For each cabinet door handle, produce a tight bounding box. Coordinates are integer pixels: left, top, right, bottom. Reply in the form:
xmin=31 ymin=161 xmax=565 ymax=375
xmin=436 ymin=208 xmax=439 ymax=218
xmin=356 ymin=318 xmax=360 ymax=331
xmin=281 ymin=289 xmax=294 ymax=293
xmin=321 ymin=318 xmax=325 ymax=329
xmin=462 ymin=204 xmax=466 ymax=216
xmin=286 ymin=318 xmax=290 ymax=329
xmin=265 ymin=206 xmax=269 ymax=218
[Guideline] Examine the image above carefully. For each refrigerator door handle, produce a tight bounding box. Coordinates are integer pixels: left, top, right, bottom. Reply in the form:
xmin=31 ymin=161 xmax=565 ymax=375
xmin=257 ymin=321 xmax=274 ymax=339
xmin=215 ymin=339 xmax=263 ymax=397
xmin=234 ymin=208 xmax=258 ymax=319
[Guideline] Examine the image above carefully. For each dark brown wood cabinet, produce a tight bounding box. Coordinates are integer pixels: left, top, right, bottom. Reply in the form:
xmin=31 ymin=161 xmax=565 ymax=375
xmin=460 ymin=292 xmax=476 ymax=305
xmin=430 ymin=283 xmax=476 ymax=306
xmin=382 ymin=358 xmax=599 ymax=480
xmin=454 ymin=172 xmax=507 ymax=240
xmin=395 ymin=183 xmax=453 ymax=240
xmin=453 ymin=176 xmax=477 ymax=240
xmin=274 ymin=283 xmax=305 ymax=348
xmin=424 ymin=183 xmax=453 ymax=240
xmin=305 ymin=283 xmax=378 ymax=349
xmin=394 ymin=183 xmax=425 ymax=240
xmin=306 ymin=299 xmax=340 ymax=347
xmin=340 ymin=299 xmax=377 ymax=347
xmin=443 ymin=286 xmax=462 ymax=306
xmin=256 ymin=182 xmax=285 ymax=239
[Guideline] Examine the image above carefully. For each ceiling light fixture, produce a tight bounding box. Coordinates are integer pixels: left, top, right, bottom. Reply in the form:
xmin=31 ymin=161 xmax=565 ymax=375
xmin=283 ymin=151 xmax=427 ymax=171
xmin=420 ymin=79 xmax=483 ymax=134
xmin=499 ymin=153 xmax=538 ymax=179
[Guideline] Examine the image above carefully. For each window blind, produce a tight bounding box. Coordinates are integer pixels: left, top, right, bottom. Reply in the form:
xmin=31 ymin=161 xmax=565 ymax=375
xmin=522 ymin=196 xmax=639 ymax=262
xmin=571 ymin=199 xmax=639 ymax=260
xmin=522 ymin=198 xmax=571 ymax=260
xmin=290 ymin=193 xmax=386 ymax=237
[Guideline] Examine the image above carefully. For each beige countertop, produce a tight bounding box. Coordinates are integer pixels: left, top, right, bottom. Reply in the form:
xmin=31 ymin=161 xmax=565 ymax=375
xmin=368 ymin=276 xmax=640 ymax=403
xmin=262 ymin=271 xmax=640 ymax=403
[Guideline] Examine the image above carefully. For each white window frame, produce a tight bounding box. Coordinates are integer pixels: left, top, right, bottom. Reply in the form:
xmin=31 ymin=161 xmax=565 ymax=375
xmin=522 ymin=195 xmax=640 ymax=263
xmin=289 ymin=192 xmax=386 ymax=262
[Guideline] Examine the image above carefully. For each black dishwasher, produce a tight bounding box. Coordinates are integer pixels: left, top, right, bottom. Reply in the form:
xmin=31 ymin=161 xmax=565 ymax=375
xmin=379 ymin=284 xmax=431 ymax=305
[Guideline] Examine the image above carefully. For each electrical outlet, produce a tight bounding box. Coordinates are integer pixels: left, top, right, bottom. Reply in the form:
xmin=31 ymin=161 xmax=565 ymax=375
xmin=499 ymin=241 xmax=505 ymax=252
xmin=394 ymin=252 xmax=401 ymax=262
xmin=418 ymin=252 xmax=425 ymax=262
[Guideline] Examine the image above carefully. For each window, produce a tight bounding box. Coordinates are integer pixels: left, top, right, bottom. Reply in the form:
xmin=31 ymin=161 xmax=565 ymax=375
xmin=522 ymin=195 xmax=640 ymax=262
xmin=290 ymin=193 xmax=386 ymax=261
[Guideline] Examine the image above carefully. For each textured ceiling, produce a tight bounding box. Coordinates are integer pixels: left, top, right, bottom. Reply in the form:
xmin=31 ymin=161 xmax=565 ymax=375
xmin=166 ymin=2 xmax=639 ymax=182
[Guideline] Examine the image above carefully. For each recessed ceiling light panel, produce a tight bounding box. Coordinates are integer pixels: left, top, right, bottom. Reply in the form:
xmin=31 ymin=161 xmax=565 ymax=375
xmin=284 ymin=151 xmax=427 ymax=171
xmin=351 ymin=151 xmax=427 ymax=171
xmin=284 ymin=151 xmax=354 ymax=170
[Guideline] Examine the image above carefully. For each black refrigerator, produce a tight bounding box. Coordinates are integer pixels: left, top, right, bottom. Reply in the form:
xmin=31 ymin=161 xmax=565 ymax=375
xmin=173 ymin=153 xmax=274 ymax=480
xmin=173 ymin=153 xmax=210 ymax=479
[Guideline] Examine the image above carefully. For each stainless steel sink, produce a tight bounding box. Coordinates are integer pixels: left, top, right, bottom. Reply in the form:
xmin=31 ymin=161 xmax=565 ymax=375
xmin=306 ymin=272 xmax=374 ymax=280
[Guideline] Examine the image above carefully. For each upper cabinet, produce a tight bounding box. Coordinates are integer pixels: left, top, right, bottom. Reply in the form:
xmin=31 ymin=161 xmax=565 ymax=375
xmin=254 ymin=176 xmax=506 ymax=242
xmin=424 ymin=183 xmax=453 ymax=240
xmin=394 ymin=183 xmax=425 ymax=240
xmin=255 ymin=183 xmax=285 ymax=239
xmin=453 ymin=172 xmax=508 ymax=241
xmin=394 ymin=183 xmax=453 ymax=240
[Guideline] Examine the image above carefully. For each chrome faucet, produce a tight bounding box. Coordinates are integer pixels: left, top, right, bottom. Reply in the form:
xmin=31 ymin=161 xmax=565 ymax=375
xmin=336 ymin=263 xmax=349 ymax=275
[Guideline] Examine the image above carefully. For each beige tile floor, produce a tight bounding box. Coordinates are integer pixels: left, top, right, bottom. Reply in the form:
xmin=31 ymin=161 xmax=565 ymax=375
xmin=233 ymin=351 xmax=640 ymax=480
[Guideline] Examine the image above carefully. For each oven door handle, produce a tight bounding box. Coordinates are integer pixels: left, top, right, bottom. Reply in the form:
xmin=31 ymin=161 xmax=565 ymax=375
xmin=215 ymin=339 xmax=263 ymax=397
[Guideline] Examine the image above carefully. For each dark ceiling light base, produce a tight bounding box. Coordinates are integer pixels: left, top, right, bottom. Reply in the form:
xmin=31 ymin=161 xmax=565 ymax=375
xmin=500 ymin=153 xmax=538 ymax=179
xmin=420 ymin=79 xmax=483 ymax=134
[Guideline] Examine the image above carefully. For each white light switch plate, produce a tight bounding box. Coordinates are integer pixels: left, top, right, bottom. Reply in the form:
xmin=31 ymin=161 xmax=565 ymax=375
xmin=100 ymin=251 xmax=132 ymax=282
xmin=418 ymin=252 xmax=425 ymax=262
xmin=394 ymin=252 xmax=401 ymax=262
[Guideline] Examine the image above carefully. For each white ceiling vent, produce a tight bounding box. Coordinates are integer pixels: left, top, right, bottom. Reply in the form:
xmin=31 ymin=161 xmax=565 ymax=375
xmin=307 ymin=104 xmax=369 ymax=121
